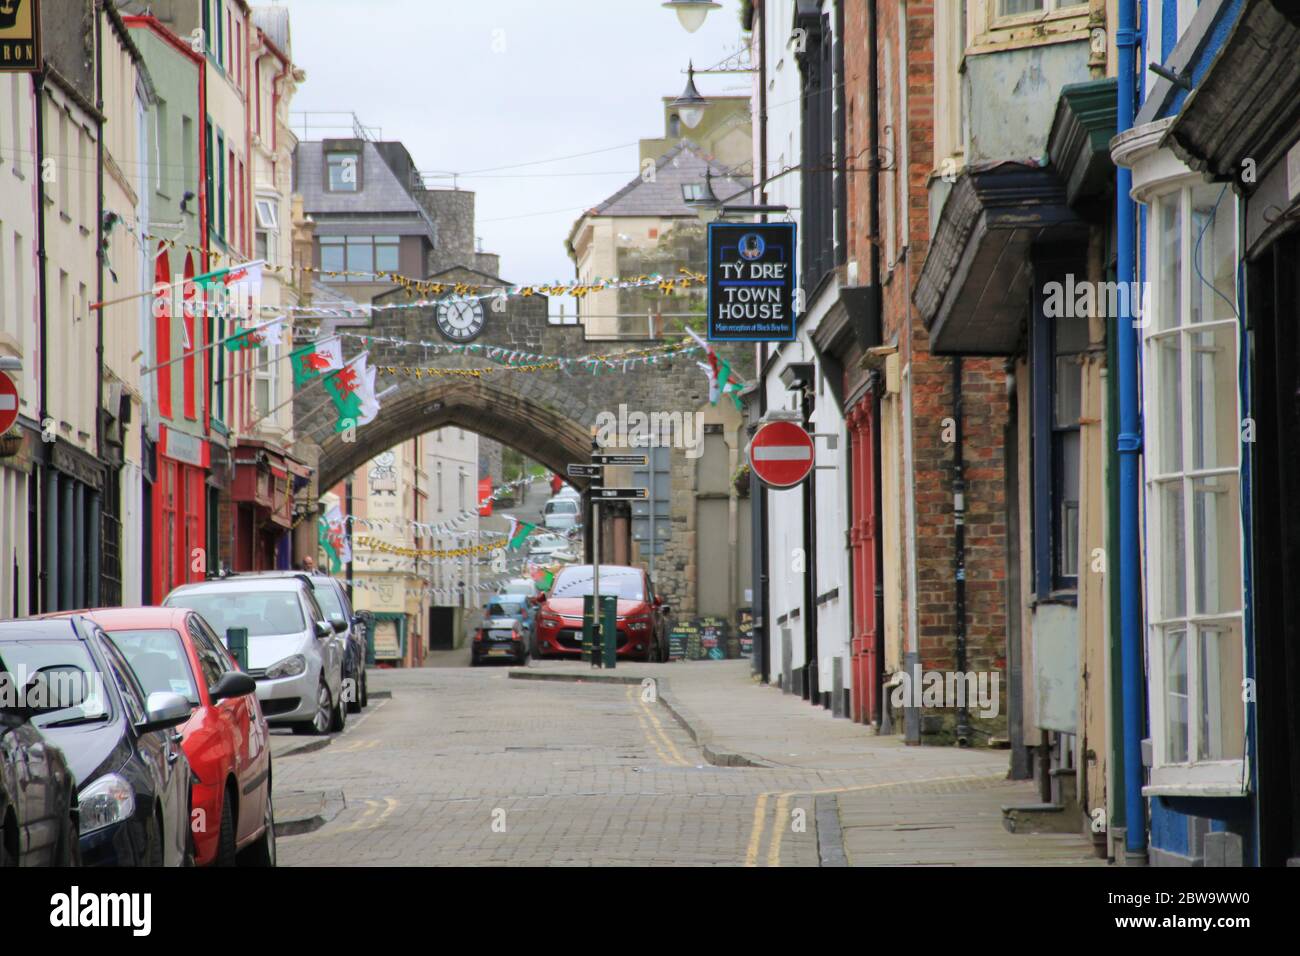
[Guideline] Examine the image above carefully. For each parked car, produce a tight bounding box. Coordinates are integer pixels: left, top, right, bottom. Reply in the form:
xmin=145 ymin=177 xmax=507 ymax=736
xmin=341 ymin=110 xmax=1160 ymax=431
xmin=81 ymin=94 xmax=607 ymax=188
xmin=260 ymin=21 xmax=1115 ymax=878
xmin=556 ymin=485 xmax=580 ymax=500
xmin=235 ymin=572 xmax=369 ymax=714
xmin=527 ymin=532 xmax=570 ymax=561
xmin=80 ymin=607 xmax=275 ymax=867
xmin=0 ymin=617 xmax=192 ymax=866
xmin=533 ymin=564 xmax=671 ymax=662
xmin=542 ymin=495 xmax=582 ymax=533
xmin=164 ymin=576 xmax=347 ymax=736
xmin=0 ymin=666 xmax=80 ymax=866
xmin=470 ymin=617 xmax=531 ymax=666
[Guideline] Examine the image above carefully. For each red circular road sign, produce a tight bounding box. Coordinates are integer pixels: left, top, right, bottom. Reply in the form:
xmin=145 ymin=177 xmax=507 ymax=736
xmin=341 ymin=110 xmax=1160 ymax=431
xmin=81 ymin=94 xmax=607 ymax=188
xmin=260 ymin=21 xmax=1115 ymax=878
xmin=748 ymin=419 xmax=814 ymax=488
xmin=0 ymin=371 xmax=18 ymax=436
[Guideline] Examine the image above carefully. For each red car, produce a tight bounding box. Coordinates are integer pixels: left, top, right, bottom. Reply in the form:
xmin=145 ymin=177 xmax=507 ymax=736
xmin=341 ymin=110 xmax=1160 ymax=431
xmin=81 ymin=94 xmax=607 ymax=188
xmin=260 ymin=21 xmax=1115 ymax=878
xmin=75 ymin=607 xmax=275 ymax=867
xmin=534 ymin=564 xmax=670 ymax=661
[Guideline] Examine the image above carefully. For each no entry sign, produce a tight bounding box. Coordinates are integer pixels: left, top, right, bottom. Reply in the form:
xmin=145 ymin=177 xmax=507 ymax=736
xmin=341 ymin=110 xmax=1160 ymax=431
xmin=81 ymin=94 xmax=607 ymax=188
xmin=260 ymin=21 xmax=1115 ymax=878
xmin=0 ymin=371 xmax=19 ymax=436
xmin=748 ymin=420 xmax=814 ymax=488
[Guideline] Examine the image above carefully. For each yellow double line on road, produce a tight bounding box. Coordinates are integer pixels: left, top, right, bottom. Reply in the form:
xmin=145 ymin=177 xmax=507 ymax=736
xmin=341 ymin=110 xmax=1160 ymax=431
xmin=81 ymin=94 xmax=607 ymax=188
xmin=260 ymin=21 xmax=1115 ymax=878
xmin=626 ymin=685 xmax=691 ymax=767
xmin=743 ymin=772 xmax=1006 ymax=867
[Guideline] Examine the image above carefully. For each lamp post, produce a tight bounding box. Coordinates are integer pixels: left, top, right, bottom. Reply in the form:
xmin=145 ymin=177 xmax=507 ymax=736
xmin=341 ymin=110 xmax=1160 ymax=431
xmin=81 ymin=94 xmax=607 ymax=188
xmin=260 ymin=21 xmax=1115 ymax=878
xmin=662 ymin=0 xmax=720 ymax=33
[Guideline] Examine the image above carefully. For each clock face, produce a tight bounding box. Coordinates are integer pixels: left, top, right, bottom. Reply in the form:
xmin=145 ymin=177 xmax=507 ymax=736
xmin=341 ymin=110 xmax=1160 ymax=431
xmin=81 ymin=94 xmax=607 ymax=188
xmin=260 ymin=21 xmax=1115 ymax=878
xmin=435 ymin=296 xmax=486 ymax=342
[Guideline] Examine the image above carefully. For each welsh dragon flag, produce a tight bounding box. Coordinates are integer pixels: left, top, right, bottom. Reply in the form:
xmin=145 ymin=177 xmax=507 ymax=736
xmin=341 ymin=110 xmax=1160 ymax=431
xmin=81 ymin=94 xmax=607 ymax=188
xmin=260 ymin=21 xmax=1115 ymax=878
xmin=507 ymin=518 xmax=537 ymax=550
xmin=323 ymin=353 xmax=381 ymax=432
xmin=686 ymin=327 xmax=745 ymax=411
xmin=225 ymin=317 xmax=285 ymax=352
xmin=319 ymin=505 xmax=352 ymax=573
xmin=528 ymin=563 xmax=557 ymax=592
xmin=290 ymin=337 xmax=344 ymax=387
xmin=195 ymin=259 xmax=264 ymax=294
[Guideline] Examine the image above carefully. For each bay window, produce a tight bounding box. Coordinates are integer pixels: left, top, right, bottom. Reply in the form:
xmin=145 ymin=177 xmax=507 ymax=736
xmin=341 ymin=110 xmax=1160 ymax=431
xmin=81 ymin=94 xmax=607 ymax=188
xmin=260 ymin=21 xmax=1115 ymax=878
xmin=1142 ymin=181 xmax=1246 ymax=792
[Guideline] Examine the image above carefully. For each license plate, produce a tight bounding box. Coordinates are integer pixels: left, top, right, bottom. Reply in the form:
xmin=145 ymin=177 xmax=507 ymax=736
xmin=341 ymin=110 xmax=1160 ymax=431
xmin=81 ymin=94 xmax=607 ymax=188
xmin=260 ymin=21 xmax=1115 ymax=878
xmin=487 ymin=647 xmax=511 ymax=657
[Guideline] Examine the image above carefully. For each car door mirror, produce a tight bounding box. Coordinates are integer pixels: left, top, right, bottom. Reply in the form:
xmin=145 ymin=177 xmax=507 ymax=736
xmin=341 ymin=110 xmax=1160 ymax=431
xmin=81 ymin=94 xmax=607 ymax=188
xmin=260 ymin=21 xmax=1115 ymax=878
xmin=314 ymin=620 xmax=332 ymax=639
xmin=209 ymin=671 xmax=256 ymax=702
xmin=138 ymin=691 xmax=192 ymax=734
xmin=330 ymin=615 xmax=348 ymax=634
xmin=660 ymin=604 xmax=673 ymax=616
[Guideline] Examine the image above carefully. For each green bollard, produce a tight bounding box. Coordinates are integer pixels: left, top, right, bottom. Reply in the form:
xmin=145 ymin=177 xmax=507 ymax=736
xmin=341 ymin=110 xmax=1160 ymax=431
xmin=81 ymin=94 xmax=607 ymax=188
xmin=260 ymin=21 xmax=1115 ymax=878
xmin=602 ymin=595 xmax=617 ymax=669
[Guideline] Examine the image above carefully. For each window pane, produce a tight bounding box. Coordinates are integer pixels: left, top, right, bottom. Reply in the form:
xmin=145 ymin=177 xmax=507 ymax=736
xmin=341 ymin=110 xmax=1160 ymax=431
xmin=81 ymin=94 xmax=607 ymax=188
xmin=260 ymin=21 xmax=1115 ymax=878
xmin=1057 ymin=431 xmax=1080 ymax=578
xmin=1192 ymin=474 xmax=1241 ymax=616
xmin=1054 ymin=354 xmax=1081 ymax=427
xmin=1158 ymin=480 xmax=1186 ymax=618
xmin=1154 ymin=334 xmax=1183 ymax=473
xmin=327 ymin=152 xmax=358 ymax=192
xmin=375 ymin=241 xmax=400 ymax=273
xmin=1190 ymin=184 xmax=1235 ymax=325
xmin=1158 ymin=198 xmax=1182 ymax=330
xmin=346 ymin=237 xmax=372 ymax=273
xmin=999 ymin=0 xmax=1043 ymax=14
xmin=320 ymin=237 xmax=345 ymax=273
xmin=1190 ymin=324 xmax=1237 ymax=471
xmin=1164 ymin=627 xmax=1189 ymax=763
xmin=1197 ymin=620 xmax=1244 ymax=761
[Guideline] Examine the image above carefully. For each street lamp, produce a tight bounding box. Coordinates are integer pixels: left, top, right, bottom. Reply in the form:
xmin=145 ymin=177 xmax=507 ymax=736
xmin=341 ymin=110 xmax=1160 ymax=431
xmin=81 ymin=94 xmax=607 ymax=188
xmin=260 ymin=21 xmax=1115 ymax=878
xmin=671 ymin=62 xmax=708 ymax=130
xmin=686 ymin=170 xmax=722 ymax=222
xmin=663 ymin=0 xmax=720 ymax=33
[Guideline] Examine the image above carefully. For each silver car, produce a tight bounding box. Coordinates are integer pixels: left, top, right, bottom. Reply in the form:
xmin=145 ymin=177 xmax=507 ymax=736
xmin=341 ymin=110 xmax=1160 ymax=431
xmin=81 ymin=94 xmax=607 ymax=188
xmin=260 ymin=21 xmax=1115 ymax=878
xmin=164 ymin=577 xmax=347 ymax=735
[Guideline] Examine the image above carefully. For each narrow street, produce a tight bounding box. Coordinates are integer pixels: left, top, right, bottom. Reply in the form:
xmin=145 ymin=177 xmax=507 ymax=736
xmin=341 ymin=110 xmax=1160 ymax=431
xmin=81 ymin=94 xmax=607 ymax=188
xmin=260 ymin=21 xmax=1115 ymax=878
xmin=269 ymin=660 xmax=1100 ymax=867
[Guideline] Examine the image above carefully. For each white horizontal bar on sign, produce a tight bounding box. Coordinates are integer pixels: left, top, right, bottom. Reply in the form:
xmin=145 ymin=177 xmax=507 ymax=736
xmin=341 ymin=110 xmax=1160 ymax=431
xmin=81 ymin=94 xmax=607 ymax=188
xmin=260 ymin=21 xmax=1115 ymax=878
xmin=0 ymin=396 xmax=16 ymax=410
xmin=753 ymin=446 xmax=812 ymax=461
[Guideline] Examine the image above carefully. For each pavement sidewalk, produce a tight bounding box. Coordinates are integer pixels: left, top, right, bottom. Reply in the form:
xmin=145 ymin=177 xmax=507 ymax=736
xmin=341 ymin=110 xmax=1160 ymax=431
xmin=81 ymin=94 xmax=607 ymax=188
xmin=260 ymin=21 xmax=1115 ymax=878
xmin=514 ymin=658 xmax=1105 ymax=866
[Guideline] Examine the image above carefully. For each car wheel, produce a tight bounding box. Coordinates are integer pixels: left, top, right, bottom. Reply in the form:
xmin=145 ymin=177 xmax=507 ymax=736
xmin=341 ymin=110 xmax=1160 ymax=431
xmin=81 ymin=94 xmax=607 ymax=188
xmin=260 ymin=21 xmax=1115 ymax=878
xmin=346 ymin=665 xmax=362 ymax=714
xmin=145 ymin=809 xmax=164 ymax=867
xmin=330 ymin=681 xmax=347 ymax=733
xmin=238 ymin=788 xmax=276 ymax=867
xmin=294 ymin=678 xmax=332 ymax=736
xmin=214 ymin=788 xmax=237 ymax=867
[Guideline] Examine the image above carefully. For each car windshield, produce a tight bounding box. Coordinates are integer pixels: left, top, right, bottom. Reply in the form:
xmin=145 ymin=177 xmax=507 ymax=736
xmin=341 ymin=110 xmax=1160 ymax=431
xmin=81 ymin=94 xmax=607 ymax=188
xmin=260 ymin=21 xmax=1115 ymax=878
xmin=0 ymin=639 xmax=111 ymax=726
xmin=545 ymin=499 xmax=579 ymax=515
xmin=102 ymin=629 xmax=200 ymax=705
xmin=550 ymin=568 xmax=645 ymax=601
xmin=487 ymin=629 xmax=516 ymax=640
xmin=166 ymin=590 xmax=306 ymax=638
xmin=312 ymin=583 xmax=345 ymax=619
xmin=530 ymin=535 xmax=565 ymax=549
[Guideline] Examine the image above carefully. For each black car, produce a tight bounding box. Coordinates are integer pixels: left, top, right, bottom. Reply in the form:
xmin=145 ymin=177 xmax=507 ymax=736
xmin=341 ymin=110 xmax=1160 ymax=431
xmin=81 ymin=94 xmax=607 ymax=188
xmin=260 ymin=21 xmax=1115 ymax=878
xmin=470 ymin=617 xmax=531 ymax=666
xmin=0 ymin=618 xmax=193 ymax=867
xmin=0 ymin=678 xmax=79 ymax=866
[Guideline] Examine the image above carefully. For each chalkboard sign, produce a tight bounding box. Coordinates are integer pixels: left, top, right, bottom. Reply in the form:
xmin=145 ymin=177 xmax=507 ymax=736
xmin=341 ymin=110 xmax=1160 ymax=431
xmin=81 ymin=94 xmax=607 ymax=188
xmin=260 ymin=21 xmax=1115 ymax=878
xmin=696 ymin=616 xmax=729 ymax=661
xmin=736 ymin=607 xmax=753 ymax=659
xmin=669 ymin=622 xmax=697 ymax=661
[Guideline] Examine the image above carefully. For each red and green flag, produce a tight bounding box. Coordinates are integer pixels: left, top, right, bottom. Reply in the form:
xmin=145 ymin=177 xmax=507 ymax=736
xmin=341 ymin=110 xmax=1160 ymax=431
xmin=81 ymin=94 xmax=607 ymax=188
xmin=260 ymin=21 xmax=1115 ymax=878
xmin=290 ymin=337 xmax=344 ymax=387
xmin=508 ymin=518 xmax=537 ymax=550
xmin=323 ymin=353 xmax=380 ymax=432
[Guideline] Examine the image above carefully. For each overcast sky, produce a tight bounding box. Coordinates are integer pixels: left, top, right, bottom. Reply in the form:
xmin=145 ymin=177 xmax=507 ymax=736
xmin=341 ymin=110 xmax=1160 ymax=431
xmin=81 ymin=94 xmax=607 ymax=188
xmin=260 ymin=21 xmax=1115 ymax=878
xmin=276 ymin=0 xmax=749 ymax=299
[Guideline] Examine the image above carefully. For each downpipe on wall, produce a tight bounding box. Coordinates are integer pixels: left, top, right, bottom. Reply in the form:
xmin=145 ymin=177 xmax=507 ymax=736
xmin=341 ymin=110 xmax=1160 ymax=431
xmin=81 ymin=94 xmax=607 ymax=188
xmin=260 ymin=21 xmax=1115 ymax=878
xmin=953 ymin=358 xmax=971 ymax=746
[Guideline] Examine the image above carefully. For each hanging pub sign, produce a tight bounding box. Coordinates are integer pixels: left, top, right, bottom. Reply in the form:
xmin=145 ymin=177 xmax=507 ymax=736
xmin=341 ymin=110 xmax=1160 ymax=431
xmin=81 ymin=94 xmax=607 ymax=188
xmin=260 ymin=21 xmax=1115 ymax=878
xmin=0 ymin=0 xmax=41 ymax=73
xmin=707 ymin=222 xmax=797 ymax=342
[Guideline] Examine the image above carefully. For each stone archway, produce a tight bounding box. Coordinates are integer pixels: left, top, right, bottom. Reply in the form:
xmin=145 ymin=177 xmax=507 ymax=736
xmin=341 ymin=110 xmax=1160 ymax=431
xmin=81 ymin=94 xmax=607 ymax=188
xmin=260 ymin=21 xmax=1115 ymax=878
xmin=293 ymin=286 xmax=746 ymax=618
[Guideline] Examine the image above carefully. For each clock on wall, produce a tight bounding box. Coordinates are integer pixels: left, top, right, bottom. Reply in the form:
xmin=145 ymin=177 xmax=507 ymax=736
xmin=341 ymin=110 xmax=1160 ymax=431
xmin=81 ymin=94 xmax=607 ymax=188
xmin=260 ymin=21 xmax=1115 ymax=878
xmin=435 ymin=296 xmax=486 ymax=342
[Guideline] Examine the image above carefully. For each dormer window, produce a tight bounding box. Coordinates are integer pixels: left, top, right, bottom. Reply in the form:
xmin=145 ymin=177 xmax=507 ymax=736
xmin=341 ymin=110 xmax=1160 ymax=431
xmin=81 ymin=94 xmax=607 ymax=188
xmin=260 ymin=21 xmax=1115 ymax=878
xmin=327 ymin=151 xmax=360 ymax=192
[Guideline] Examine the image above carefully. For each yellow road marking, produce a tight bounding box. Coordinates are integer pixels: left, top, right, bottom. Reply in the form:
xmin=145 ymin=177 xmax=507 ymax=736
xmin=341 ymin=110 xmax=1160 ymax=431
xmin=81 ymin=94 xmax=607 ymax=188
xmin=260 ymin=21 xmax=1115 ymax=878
xmin=626 ymin=685 xmax=690 ymax=767
xmin=745 ymin=772 xmax=1006 ymax=866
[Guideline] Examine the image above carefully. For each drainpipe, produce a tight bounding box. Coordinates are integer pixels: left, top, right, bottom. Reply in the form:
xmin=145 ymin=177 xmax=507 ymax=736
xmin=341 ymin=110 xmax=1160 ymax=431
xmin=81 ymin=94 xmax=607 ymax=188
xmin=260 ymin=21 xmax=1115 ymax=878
xmin=953 ymin=357 xmax=970 ymax=745
xmin=802 ymin=381 xmax=819 ymax=704
xmin=95 ymin=2 xmax=105 ymax=465
xmin=34 ymin=69 xmax=51 ymax=612
xmin=868 ymin=0 xmax=885 ymax=729
xmin=1116 ymin=0 xmax=1148 ymax=863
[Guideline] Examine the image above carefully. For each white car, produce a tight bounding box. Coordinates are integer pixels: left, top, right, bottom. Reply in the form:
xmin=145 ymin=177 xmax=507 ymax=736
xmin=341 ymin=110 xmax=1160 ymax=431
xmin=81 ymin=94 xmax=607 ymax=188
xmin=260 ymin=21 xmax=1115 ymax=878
xmin=527 ymin=532 xmax=570 ymax=560
xmin=543 ymin=495 xmax=581 ymax=532
xmin=164 ymin=576 xmax=348 ymax=736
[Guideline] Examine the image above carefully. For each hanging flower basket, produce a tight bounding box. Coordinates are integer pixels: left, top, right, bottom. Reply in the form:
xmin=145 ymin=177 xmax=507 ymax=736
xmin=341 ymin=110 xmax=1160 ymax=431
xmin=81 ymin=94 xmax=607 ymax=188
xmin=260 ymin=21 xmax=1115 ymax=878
xmin=0 ymin=429 xmax=21 ymax=459
xmin=732 ymin=462 xmax=751 ymax=498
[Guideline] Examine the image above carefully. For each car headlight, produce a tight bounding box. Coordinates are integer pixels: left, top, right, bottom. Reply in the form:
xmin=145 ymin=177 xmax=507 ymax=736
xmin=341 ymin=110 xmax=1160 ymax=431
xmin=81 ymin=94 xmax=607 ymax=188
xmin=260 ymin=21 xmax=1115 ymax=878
xmin=79 ymin=774 xmax=135 ymax=836
xmin=265 ymin=654 xmax=307 ymax=679
xmin=540 ymin=615 xmax=563 ymax=627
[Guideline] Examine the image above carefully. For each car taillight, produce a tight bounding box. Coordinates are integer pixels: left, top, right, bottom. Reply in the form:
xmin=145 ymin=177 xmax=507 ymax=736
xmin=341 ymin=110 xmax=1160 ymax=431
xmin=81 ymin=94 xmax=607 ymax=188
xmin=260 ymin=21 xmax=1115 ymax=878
xmin=474 ymin=631 xmax=484 ymax=642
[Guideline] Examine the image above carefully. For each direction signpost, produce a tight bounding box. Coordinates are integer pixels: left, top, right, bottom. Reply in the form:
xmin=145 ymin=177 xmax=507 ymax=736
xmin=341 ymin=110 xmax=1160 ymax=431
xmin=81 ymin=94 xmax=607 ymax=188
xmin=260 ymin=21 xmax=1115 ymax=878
xmin=747 ymin=419 xmax=815 ymax=488
xmin=572 ymin=452 xmax=650 ymax=668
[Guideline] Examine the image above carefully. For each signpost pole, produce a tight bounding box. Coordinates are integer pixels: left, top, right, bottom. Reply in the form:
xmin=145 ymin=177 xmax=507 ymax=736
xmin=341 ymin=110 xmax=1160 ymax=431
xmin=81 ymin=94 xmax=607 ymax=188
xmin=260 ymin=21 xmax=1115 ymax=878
xmin=591 ymin=500 xmax=601 ymax=669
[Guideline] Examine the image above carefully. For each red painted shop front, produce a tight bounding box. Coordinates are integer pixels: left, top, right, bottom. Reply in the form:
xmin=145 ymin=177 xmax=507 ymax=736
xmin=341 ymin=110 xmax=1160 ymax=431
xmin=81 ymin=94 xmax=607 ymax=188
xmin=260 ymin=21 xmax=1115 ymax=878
xmin=153 ymin=425 xmax=210 ymax=600
xmin=847 ymin=395 xmax=880 ymax=725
